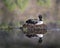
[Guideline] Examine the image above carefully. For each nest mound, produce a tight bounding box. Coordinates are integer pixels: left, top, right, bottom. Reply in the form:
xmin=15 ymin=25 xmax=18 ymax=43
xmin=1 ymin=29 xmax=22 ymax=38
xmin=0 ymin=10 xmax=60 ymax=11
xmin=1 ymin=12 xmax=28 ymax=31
xmin=23 ymin=24 xmax=47 ymax=34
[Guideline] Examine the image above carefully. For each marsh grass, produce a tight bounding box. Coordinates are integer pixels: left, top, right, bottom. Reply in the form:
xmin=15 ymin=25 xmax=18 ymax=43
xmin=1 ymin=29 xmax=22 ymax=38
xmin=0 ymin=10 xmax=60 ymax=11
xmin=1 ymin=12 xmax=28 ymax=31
xmin=37 ymin=0 xmax=51 ymax=7
xmin=0 ymin=22 xmax=21 ymax=31
xmin=3 ymin=0 xmax=29 ymax=12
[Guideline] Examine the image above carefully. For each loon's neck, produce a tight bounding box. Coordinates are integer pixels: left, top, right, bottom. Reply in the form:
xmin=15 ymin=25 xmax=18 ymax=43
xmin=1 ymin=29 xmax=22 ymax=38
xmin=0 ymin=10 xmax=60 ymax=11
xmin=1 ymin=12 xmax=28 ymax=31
xmin=39 ymin=18 xmax=42 ymax=21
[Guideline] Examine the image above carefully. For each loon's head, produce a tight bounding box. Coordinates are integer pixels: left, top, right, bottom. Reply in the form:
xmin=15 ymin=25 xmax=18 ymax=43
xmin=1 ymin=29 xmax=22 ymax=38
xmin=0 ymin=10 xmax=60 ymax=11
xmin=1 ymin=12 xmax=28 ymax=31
xmin=38 ymin=15 xmax=42 ymax=21
xmin=35 ymin=15 xmax=43 ymax=25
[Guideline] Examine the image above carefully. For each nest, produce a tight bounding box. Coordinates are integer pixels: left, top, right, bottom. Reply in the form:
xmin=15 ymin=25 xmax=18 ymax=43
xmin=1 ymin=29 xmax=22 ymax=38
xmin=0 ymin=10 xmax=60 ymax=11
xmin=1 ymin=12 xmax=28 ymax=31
xmin=23 ymin=23 xmax=47 ymax=34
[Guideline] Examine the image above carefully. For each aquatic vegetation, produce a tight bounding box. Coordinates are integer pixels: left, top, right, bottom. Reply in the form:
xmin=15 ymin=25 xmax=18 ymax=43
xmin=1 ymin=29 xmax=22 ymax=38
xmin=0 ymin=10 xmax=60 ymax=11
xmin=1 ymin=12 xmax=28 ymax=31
xmin=37 ymin=0 xmax=51 ymax=7
xmin=3 ymin=0 xmax=29 ymax=12
xmin=16 ymin=0 xmax=29 ymax=12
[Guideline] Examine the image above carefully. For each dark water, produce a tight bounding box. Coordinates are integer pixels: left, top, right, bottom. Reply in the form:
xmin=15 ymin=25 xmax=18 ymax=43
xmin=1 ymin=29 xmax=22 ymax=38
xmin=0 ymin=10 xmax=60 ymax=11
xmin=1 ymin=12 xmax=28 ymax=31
xmin=0 ymin=23 xmax=60 ymax=48
xmin=0 ymin=29 xmax=39 ymax=48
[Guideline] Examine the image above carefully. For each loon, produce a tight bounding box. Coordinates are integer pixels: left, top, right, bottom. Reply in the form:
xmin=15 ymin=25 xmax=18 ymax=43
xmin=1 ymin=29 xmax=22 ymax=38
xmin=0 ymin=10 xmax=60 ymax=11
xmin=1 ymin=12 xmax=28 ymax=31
xmin=26 ymin=15 xmax=43 ymax=25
